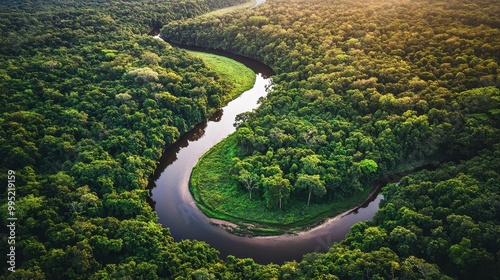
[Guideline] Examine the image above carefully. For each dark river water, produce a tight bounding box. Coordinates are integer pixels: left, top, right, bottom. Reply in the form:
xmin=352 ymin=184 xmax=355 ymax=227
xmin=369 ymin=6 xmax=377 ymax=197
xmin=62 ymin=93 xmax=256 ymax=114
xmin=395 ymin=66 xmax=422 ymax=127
xmin=148 ymin=48 xmax=389 ymax=264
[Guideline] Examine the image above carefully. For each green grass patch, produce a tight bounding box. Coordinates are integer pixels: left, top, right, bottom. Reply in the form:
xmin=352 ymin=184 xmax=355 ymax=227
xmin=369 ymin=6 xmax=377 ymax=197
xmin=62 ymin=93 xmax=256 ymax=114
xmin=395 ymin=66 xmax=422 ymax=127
xmin=187 ymin=50 xmax=255 ymax=103
xmin=203 ymin=0 xmax=257 ymax=16
xmin=190 ymin=134 xmax=380 ymax=234
xmin=190 ymin=134 xmax=441 ymax=235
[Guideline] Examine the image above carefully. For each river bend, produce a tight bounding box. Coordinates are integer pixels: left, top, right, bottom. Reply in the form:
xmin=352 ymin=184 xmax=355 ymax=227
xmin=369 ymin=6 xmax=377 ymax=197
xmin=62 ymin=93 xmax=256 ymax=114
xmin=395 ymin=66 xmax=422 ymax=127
xmin=148 ymin=48 xmax=385 ymax=264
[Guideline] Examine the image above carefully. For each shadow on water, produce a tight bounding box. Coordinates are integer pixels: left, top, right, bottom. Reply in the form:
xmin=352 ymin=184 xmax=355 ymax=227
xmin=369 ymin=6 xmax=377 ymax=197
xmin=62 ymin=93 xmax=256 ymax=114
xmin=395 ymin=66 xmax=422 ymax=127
xmin=148 ymin=109 xmax=224 ymax=187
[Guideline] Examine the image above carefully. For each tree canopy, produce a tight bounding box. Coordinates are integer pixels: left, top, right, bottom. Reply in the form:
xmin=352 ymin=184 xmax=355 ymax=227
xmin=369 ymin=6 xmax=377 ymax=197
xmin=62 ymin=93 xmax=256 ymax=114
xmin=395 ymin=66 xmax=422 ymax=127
xmin=1 ymin=0 xmax=499 ymax=279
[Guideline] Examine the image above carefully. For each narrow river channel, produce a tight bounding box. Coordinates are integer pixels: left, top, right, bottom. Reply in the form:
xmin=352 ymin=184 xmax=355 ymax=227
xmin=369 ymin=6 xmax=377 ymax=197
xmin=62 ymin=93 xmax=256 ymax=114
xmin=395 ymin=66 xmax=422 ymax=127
xmin=148 ymin=45 xmax=388 ymax=264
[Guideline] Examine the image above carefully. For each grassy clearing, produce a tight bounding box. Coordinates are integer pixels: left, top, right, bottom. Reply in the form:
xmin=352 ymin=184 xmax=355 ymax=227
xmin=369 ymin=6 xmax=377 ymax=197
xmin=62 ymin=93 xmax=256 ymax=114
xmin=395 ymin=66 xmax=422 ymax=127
xmin=190 ymin=134 xmax=378 ymax=234
xmin=187 ymin=51 xmax=255 ymax=102
xmin=203 ymin=0 xmax=257 ymax=17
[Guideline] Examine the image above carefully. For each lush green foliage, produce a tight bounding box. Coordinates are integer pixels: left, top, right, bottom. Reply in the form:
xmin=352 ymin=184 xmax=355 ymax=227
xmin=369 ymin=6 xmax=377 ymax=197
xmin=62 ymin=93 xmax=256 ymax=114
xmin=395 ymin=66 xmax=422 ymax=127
xmin=0 ymin=0 xmax=250 ymax=278
xmin=165 ymin=0 xmax=499 ymax=278
xmin=165 ymin=0 xmax=500 ymax=211
xmin=336 ymin=146 xmax=500 ymax=279
xmin=1 ymin=0 xmax=499 ymax=279
xmin=191 ymin=134 xmax=375 ymax=229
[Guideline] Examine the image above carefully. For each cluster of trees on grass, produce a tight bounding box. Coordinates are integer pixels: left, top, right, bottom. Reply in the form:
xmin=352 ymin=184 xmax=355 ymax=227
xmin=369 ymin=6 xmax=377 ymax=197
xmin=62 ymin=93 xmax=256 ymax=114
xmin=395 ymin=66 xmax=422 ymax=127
xmin=163 ymin=0 xmax=500 ymax=210
xmin=1 ymin=0 xmax=499 ymax=279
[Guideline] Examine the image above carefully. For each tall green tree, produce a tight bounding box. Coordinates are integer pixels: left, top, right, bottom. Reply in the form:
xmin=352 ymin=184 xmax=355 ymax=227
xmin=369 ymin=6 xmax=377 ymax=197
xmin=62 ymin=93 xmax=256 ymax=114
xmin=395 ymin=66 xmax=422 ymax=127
xmin=295 ymin=174 xmax=326 ymax=205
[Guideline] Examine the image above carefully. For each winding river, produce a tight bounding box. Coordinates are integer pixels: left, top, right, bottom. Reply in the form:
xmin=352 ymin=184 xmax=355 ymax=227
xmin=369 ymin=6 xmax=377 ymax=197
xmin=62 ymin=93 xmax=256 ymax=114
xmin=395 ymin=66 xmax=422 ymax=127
xmin=148 ymin=46 xmax=388 ymax=264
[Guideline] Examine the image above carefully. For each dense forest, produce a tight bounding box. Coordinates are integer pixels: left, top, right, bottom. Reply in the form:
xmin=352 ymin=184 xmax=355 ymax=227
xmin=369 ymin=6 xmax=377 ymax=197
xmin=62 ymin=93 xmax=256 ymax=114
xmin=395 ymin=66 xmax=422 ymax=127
xmin=0 ymin=0 xmax=251 ymax=278
xmin=165 ymin=0 xmax=500 ymax=210
xmin=1 ymin=0 xmax=499 ymax=279
xmin=163 ymin=0 xmax=500 ymax=278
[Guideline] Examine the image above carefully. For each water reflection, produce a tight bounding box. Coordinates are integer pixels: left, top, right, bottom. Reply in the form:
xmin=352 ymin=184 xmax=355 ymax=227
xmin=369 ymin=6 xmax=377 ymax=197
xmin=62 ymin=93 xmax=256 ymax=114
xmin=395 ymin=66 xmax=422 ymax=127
xmin=148 ymin=121 xmax=208 ymax=187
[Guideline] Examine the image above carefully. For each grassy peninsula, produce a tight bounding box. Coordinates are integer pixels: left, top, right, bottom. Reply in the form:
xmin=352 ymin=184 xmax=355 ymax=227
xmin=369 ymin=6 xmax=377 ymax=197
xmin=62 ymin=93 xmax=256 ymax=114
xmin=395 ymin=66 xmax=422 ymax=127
xmin=190 ymin=133 xmax=378 ymax=234
xmin=188 ymin=50 xmax=256 ymax=103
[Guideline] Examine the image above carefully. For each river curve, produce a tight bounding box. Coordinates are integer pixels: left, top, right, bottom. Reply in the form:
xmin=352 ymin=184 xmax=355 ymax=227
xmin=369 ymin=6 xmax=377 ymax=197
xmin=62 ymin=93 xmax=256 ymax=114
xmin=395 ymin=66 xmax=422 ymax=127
xmin=147 ymin=45 xmax=389 ymax=264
